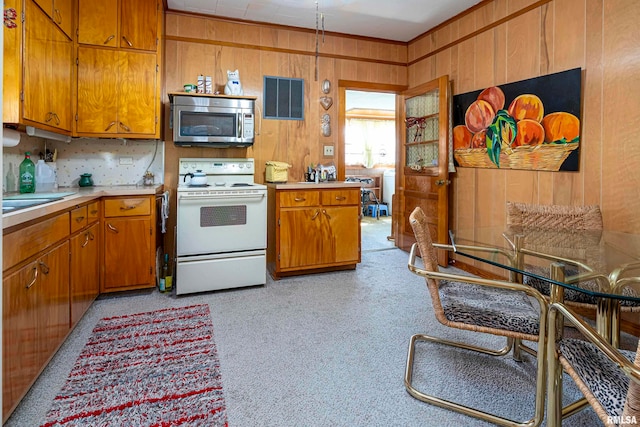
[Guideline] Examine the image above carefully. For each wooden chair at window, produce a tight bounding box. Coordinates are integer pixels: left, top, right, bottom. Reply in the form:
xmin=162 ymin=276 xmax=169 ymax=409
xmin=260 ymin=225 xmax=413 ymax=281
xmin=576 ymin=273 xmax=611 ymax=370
xmin=506 ymin=201 xmax=640 ymax=344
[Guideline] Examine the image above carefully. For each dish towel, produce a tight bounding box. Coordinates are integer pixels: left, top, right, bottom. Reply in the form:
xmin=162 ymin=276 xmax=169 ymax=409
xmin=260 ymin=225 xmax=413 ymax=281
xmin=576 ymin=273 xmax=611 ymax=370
xmin=161 ymin=190 xmax=170 ymax=234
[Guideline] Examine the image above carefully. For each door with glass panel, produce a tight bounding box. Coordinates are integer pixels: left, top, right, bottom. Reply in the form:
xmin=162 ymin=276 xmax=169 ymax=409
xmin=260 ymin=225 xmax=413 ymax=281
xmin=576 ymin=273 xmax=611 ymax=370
xmin=396 ymin=75 xmax=450 ymax=266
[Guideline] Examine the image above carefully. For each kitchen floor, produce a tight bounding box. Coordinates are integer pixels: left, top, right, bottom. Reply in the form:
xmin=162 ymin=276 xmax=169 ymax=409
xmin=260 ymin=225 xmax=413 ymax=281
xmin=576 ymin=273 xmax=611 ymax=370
xmin=360 ymin=214 xmax=394 ymax=252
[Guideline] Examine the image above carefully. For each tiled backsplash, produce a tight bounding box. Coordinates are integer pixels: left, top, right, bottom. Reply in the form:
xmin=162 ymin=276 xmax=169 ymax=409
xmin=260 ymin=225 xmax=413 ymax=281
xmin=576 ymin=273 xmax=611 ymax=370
xmin=4 ymin=135 xmax=164 ymax=192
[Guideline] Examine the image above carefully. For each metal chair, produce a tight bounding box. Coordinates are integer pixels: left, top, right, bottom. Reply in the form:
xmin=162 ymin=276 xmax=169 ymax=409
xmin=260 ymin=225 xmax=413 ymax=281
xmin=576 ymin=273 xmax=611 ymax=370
xmin=406 ymin=207 xmax=548 ymax=427
xmin=506 ymin=201 xmax=640 ymax=345
xmin=547 ymin=302 xmax=640 ymax=426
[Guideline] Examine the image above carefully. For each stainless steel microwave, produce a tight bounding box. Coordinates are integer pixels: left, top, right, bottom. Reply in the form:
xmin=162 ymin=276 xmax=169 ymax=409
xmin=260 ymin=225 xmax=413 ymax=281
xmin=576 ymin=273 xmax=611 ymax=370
xmin=170 ymin=94 xmax=255 ymax=147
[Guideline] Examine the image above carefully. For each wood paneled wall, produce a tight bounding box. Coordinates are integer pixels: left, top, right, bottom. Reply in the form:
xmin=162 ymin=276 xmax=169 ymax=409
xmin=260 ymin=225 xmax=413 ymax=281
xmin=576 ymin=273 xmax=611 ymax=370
xmin=162 ymin=11 xmax=407 ymax=256
xmin=407 ymin=0 xmax=640 ymax=237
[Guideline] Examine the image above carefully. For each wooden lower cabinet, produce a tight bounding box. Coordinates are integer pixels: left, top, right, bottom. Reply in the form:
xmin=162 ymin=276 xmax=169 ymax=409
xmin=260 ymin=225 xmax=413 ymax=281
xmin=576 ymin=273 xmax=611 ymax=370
xmin=70 ymin=222 xmax=100 ymax=326
xmin=268 ymin=186 xmax=361 ymax=279
xmin=3 ymin=240 xmax=70 ymax=419
xmin=102 ymin=196 xmax=155 ymax=291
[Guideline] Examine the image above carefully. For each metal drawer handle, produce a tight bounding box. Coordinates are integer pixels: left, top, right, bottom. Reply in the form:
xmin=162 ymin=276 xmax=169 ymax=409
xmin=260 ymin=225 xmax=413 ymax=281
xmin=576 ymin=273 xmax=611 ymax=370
xmin=311 ymin=209 xmax=320 ymax=220
xmin=294 ymin=197 xmax=306 ymax=202
xmin=81 ymin=230 xmax=95 ymax=248
xmin=39 ymin=261 xmax=50 ymax=275
xmin=107 ymin=223 xmax=119 ymax=233
xmin=104 ymin=35 xmax=115 ymax=44
xmin=120 ymin=205 xmax=137 ymax=211
xmin=53 ymin=8 xmax=62 ymax=24
xmin=75 ymin=216 xmax=85 ymax=223
xmin=322 ymin=209 xmax=331 ymax=220
xmin=105 ymin=121 xmax=117 ymax=131
xmin=122 ymin=36 xmax=133 ymax=47
xmin=335 ymin=196 xmax=346 ymax=201
xmin=26 ymin=266 xmax=38 ymax=289
xmin=90 ymin=210 xmax=99 ymax=215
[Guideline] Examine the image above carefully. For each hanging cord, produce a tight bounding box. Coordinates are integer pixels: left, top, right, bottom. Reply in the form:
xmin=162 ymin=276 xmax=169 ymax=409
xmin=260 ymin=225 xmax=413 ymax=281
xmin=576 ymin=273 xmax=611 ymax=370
xmin=144 ymin=139 xmax=159 ymax=173
xmin=315 ymin=1 xmax=319 ymax=81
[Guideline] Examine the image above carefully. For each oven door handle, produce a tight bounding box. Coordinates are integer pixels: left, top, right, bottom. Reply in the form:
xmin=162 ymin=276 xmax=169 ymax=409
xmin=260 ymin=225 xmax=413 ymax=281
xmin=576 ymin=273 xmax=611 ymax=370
xmin=179 ymin=193 xmax=265 ymax=201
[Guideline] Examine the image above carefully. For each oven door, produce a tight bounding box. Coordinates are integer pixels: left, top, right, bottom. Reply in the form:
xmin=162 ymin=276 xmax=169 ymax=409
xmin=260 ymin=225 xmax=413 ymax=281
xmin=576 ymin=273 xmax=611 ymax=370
xmin=177 ymin=192 xmax=267 ymax=256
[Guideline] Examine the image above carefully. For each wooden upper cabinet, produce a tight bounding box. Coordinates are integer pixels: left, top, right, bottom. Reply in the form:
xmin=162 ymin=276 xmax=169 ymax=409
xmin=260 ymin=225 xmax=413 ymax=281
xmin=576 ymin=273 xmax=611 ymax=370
xmin=78 ymin=0 xmax=158 ymax=52
xmin=78 ymin=1 xmax=118 ymax=47
xmin=23 ymin=0 xmax=72 ymax=132
xmin=76 ymin=47 xmax=158 ymax=137
xmin=120 ymin=0 xmax=158 ymax=51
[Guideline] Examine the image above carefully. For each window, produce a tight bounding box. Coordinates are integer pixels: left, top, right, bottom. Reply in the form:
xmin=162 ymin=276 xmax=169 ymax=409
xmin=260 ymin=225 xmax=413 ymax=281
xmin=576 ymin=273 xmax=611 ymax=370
xmin=263 ymin=76 xmax=304 ymax=120
xmin=345 ymin=90 xmax=396 ymax=167
xmin=345 ymin=117 xmax=396 ymax=167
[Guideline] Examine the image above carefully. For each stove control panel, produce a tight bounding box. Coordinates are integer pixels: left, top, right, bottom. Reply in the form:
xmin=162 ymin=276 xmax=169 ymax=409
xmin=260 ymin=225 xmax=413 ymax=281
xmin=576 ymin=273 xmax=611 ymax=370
xmin=179 ymin=158 xmax=255 ymax=175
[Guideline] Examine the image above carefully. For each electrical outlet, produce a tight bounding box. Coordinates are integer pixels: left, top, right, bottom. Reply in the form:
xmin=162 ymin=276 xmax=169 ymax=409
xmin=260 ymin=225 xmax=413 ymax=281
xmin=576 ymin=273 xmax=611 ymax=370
xmin=119 ymin=157 xmax=133 ymax=165
xmin=323 ymin=145 xmax=334 ymax=156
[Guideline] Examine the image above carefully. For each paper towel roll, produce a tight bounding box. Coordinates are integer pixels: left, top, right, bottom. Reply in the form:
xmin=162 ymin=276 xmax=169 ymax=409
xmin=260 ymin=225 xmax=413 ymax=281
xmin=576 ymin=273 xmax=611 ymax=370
xmin=3 ymin=128 xmax=21 ymax=147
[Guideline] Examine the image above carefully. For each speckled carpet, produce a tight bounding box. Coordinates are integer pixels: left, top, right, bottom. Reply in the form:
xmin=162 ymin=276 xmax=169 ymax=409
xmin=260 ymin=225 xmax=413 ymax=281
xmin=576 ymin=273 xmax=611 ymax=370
xmin=40 ymin=304 xmax=227 ymax=427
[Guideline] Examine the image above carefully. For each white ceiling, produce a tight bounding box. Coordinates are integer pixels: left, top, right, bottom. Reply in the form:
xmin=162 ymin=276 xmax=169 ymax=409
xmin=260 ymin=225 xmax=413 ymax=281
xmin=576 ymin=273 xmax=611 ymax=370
xmin=166 ymin=0 xmax=482 ymax=42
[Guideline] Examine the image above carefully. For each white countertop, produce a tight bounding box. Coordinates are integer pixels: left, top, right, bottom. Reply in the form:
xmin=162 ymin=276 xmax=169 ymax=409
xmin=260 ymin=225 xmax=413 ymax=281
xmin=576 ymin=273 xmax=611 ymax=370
xmin=3 ymin=185 xmax=164 ymax=230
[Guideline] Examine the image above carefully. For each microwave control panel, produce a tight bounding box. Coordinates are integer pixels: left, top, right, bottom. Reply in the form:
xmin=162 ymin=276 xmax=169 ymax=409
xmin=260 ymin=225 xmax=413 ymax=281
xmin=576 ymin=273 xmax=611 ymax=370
xmin=243 ymin=114 xmax=254 ymax=139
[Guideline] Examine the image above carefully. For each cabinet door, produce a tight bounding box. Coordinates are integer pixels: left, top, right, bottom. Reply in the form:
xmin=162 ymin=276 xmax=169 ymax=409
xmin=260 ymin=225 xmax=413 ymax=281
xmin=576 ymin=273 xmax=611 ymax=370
xmin=32 ymin=0 xmax=52 ymax=16
xmin=23 ymin=1 xmax=50 ymax=126
xmin=77 ymin=0 xmax=118 ymax=46
xmin=3 ymin=262 xmax=40 ymax=419
xmin=120 ymin=0 xmax=158 ymax=51
xmin=70 ymin=223 xmax=100 ymax=326
xmin=322 ymin=206 xmax=360 ymax=264
xmin=279 ymin=209 xmax=325 ymax=269
xmin=23 ymin=0 xmax=72 ymax=131
xmin=118 ymin=51 xmax=157 ymax=135
xmin=103 ymin=217 xmax=152 ymax=290
xmin=48 ymin=24 xmax=72 ymax=131
xmin=52 ymin=0 xmax=73 ymax=38
xmin=37 ymin=241 xmax=70 ymax=361
xmin=76 ymin=47 xmax=119 ymax=134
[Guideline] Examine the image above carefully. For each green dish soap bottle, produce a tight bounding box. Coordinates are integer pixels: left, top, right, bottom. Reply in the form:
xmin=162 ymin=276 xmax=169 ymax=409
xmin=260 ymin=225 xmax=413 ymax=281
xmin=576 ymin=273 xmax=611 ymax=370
xmin=19 ymin=152 xmax=36 ymax=193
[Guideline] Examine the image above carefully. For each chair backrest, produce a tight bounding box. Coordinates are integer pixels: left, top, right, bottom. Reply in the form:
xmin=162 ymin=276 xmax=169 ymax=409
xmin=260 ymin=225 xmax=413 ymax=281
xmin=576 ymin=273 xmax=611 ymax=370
xmin=506 ymin=201 xmax=603 ymax=231
xmin=409 ymin=207 xmax=440 ymax=288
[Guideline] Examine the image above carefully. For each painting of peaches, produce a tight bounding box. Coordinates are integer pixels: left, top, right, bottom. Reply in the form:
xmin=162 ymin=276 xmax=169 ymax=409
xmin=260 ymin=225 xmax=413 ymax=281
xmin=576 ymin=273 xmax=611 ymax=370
xmin=452 ymin=68 xmax=581 ymax=171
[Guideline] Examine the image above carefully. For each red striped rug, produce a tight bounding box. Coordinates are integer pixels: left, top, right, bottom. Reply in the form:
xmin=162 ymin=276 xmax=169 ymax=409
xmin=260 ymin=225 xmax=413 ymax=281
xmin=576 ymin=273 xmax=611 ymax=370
xmin=41 ymin=304 xmax=227 ymax=427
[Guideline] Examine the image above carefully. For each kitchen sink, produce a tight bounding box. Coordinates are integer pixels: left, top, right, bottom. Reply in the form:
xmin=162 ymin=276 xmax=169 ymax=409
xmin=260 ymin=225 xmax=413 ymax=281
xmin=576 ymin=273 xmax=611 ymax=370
xmin=2 ymin=197 xmax=63 ymax=213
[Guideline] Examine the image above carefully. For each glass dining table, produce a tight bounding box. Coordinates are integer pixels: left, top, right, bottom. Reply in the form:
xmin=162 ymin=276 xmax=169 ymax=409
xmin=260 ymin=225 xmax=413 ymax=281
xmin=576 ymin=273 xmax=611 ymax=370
xmin=449 ymin=226 xmax=640 ymax=347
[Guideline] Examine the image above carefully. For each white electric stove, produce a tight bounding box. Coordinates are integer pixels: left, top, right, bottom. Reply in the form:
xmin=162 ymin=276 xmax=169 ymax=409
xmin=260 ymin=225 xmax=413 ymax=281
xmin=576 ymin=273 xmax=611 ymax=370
xmin=176 ymin=158 xmax=267 ymax=294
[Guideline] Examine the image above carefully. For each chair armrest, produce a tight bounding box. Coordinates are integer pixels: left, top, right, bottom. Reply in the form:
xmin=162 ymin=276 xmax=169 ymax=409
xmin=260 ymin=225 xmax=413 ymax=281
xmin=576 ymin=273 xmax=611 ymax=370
xmin=408 ymin=243 xmax=548 ymax=310
xmin=549 ymin=302 xmax=640 ymax=384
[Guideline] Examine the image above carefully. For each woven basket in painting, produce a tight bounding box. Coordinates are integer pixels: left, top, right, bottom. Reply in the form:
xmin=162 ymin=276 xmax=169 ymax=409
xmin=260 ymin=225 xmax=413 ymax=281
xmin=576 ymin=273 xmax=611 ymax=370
xmin=454 ymin=142 xmax=578 ymax=171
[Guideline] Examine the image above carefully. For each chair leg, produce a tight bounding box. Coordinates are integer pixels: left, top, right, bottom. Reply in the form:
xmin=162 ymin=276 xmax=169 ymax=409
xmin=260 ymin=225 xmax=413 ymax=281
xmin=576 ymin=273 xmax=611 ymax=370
xmin=405 ymin=333 xmax=544 ymax=427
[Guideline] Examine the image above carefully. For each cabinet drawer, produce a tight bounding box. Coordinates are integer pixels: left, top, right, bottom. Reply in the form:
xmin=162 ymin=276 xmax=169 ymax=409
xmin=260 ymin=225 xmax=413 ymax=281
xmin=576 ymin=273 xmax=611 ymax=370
xmin=70 ymin=206 xmax=88 ymax=233
xmin=87 ymin=201 xmax=100 ymax=223
xmin=321 ymin=190 xmax=360 ymax=206
xmin=279 ymin=191 xmax=319 ymax=207
xmin=104 ymin=197 xmax=151 ymax=217
xmin=3 ymin=213 xmax=70 ymax=271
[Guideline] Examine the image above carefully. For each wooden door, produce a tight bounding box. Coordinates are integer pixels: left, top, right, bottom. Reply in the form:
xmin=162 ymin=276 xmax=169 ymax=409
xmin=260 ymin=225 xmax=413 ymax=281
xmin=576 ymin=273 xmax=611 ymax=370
xmin=77 ymin=0 xmax=118 ymax=46
xmin=48 ymin=23 xmax=72 ymax=131
xmin=103 ymin=217 xmax=152 ymax=290
xmin=52 ymin=0 xmax=73 ymax=38
xmin=323 ymin=206 xmax=360 ymax=264
xmin=279 ymin=209 xmax=324 ymax=269
xmin=396 ymin=75 xmax=451 ymax=266
xmin=118 ymin=50 xmax=157 ymax=135
xmin=76 ymin=47 xmax=119 ymax=134
xmin=70 ymin=223 xmax=100 ymax=326
xmin=23 ymin=0 xmax=50 ymax=126
xmin=37 ymin=241 xmax=70 ymax=362
xmin=120 ymin=0 xmax=158 ymax=51
xmin=3 ymin=262 xmax=40 ymax=419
